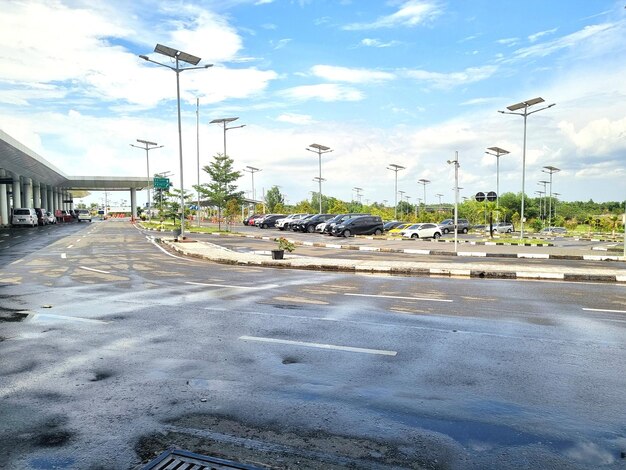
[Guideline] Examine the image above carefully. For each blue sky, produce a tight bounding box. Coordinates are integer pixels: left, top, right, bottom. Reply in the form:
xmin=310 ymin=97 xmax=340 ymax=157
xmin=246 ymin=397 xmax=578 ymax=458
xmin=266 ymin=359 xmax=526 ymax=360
xmin=1 ymin=0 xmax=625 ymax=208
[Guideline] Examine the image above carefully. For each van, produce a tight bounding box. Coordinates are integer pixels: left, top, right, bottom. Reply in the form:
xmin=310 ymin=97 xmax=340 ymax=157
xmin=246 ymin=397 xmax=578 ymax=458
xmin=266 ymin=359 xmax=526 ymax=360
xmin=12 ymin=208 xmax=38 ymax=227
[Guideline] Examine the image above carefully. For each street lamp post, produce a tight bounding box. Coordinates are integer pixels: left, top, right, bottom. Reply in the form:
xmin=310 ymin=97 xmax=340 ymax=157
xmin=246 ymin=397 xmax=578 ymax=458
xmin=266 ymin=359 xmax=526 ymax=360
xmin=386 ymin=164 xmax=405 ymax=219
xmin=130 ymin=139 xmax=163 ymax=223
xmin=537 ymin=181 xmax=549 ymax=226
xmin=139 ymin=44 xmax=213 ymax=240
xmin=542 ymin=165 xmax=560 ymax=229
xmin=306 ymin=144 xmax=333 ymax=214
xmin=243 ymin=166 xmax=261 ymax=214
xmin=418 ymin=179 xmax=431 ymax=212
xmin=209 ymin=117 xmax=246 ymax=157
xmin=405 ymin=195 xmax=411 ymax=218
xmin=435 ymin=193 xmax=444 ymax=212
xmin=353 ymin=187 xmax=363 ymax=204
xmin=398 ymin=190 xmax=405 ymax=219
xmin=447 ymin=152 xmax=460 ymax=252
xmin=499 ymin=97 xmax=555 ymax=239
xmin=552 ymin=192 xmax=560 ymax=226
xmin=485 ymin=147 xmax=510 ymax=209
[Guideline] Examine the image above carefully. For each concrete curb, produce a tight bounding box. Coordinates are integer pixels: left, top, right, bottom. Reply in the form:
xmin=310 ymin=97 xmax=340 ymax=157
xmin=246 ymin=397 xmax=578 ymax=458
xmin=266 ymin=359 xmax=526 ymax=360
xmin=159 ymin=238 xmax=626 ymax=284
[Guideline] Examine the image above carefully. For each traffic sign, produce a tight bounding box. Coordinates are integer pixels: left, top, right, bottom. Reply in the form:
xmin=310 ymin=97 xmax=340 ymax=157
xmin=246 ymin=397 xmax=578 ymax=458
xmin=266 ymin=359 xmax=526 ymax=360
xmin=153 ymin=177 xmax=170 ymax=189
xmin=475 ymin=192 xmax=485 ymax=202
xmin=486 ymin=191 xmax=497 ymax=202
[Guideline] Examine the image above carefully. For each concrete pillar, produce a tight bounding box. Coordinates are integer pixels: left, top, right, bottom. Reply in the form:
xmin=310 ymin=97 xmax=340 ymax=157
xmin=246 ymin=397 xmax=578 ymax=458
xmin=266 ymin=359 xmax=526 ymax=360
xmin=12 ymin=174 xmax=22 ymax=208
xmin=41 ymin=184 xmax=48 ymax=210
xmin=23 ymin=178 xmax=33 ymax=208
xmin=47 ymin=187 xmax=53 ymax=211
xmin=130 ymin=188 xmax=137 ymax=221
xmin=33 ymin=181 xmax=41 ymax=208
xmin=0 ymin=169 xmax=8 ymax=226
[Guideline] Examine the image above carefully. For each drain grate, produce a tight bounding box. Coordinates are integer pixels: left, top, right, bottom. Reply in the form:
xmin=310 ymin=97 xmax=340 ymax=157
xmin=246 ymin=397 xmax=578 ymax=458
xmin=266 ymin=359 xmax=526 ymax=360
xmin=143 ymin=449 xmax=265 ymax=470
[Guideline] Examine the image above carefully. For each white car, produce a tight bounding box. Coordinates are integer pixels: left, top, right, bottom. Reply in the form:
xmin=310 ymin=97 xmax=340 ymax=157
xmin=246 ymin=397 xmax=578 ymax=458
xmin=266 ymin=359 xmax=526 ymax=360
xmin=77 ymin=209 xmax=92 ymax=222
xmin=12 ymin=208 xmax=38 ymax=227
xmin=402 ymin=223 xmax=442 ymax=239
xmin=275 ymin=213 xmax=308 ymax=231
xmin=45 ymin=211 xmax=57 ymax=224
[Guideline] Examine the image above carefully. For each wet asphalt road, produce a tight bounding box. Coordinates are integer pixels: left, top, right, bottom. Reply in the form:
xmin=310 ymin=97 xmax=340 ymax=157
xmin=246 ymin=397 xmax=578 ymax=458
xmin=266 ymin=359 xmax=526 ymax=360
xmin=1 ymin=220 xmax=625 ymax=469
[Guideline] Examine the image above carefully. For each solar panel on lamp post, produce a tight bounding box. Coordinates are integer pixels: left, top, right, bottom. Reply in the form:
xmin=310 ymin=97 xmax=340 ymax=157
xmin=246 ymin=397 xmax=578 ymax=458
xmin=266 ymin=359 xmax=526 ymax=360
xmin=209 ymin=117 xmax=246 ymax=157
xmin=485 ymin=147 xmax=510 ymax=210
xmin=542 ymin=165 xmax=560 ymax=229
xmin=130 ymin=139 xmax=163 ymax=223
xmin=243 ymin=166 xmax=261 ymax=214
xmin=386 ymin=164 xmax=405 ymax=220
xmin=552 ymin=192 xmax=560 ymax=227
xmin=499 ymin=97 xmax=555 ymax=239
xmin=139 ymin=44 xmax=213 ymax=240
xmin=306 ymin=144 xmax=333 ymax=214
xmin=418 ymin=179 xmax=430 ymax=212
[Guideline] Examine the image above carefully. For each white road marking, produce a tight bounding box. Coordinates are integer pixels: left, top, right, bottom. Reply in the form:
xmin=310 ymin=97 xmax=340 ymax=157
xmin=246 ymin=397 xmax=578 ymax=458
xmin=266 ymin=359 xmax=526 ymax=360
xmin=67 ymin=244 xmax=74 ymax=249
xmin=32 ymin=313 xmax=109 ymax=324
xmin=583 ymin=308 xmax=626 ymax=314
xmin=61 ymin=253 xmax=67 ymax=259
xmin=239 ymin=335 xmax=397 ymax=356
xmin=10 ymin=259 xmax=23 ymax=265
xmin=345 ymin=293 xmax=452 ymax=303
xmin=186 ymin=281 xmax=278 ymax=289
xmin=79 ymin=266 xmax=111 ymax=274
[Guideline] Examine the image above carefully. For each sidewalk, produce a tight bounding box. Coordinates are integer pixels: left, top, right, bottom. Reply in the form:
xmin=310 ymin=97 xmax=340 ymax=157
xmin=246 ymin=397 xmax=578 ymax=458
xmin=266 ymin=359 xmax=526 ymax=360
xmin=159 ymin=235 xmax=626 ymax=284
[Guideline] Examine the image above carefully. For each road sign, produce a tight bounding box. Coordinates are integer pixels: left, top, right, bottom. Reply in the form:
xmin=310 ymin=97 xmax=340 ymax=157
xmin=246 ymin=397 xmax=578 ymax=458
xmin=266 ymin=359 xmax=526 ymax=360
xmin=475 ymin=192 xmax=485 ymax=202
xmin=487 ymin=191 xmax=497 ymax=202
xmin=153 ymin=177 xmax=170 ymax=189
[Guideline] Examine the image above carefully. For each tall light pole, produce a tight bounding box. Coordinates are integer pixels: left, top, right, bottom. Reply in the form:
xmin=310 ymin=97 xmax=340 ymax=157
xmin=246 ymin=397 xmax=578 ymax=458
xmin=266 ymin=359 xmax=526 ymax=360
xmin=405 ymin=195 xmax=412 ymax=218
xmin=130 ymin=139 xmax=163 ymax=223
xmin=418 ymin=179 xmax=430 ymax=212
xmin=552 ymin=192 xmax=560 ymax=226
xmin=542 ymin=165 xmax=560 ymax=229
xmin=447 ymin=152 xmax=460 ymax=252
xmin=499 ymin=97 xmax=555 ymax=238
xmin=535 ymin=189 xmax=545 ymax=226
xmin=485 ymin=146 xmax=510 ymax=209
xmin=210 ymin=117 xmax=246 ymax=157
xmin=353 ymin=187 xmax=363 ymax=204
xmin=306 ymin=143 xmax=333 ymax=214
xmin=398 ymin=190 xmax=406 ymax=219
xmin=386 ymin=163 xmax=405 ymax=219
xmin=243 ymin=166 xmax=261 ymax=213
xmin=196 ymin=98 xmax=201 ymax=227
xmin=435 ymin=193 xmax=444 ymax=212
xmin=537 ymin=180 xmax=549 ymax=225
xmin=139 ymin=44 xmax=213 ymax=240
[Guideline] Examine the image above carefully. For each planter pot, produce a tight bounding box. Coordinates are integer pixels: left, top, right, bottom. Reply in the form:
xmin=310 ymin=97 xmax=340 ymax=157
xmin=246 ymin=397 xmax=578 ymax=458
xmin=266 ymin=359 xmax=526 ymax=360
xmin=271 ymin=249 xmax=284 ymax=260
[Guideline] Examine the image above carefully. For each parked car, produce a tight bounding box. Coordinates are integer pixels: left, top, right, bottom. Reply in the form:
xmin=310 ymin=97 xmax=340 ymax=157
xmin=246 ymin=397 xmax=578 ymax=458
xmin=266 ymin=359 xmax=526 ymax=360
xmin=402 ymin=222 xmax=442 ymax=239
xmin=387 ymin=223 xmax=411 ymax=235
xmin=383 ymin=221 xmax=403 ymax=231
xmin=276 ymin=213 xmax=308 ymax=231
xmin=34 ymin=208 xmax=48 ymax=226
xmin=77 ymin=209 xmax=92 ymax=222
xmin=541 ymin=227 xmax=567 ymax=235
xmin=322 ymin=213 xmax=369 ymax=235
xmin=331 ymin=215 xmax=384 ymax=237
xmin=491 ymin=222 xmax=514 ymax=233
xmin=243 ymin=214 xmax=263 ymax=226
xmin=12 ymin=208 xmax=38 ymax=227
xmin=438 ymin=218 xmax=470 ymax=234
xmin=257 ymin=214 xmax=286 ymax=229
xmin=45 ymin=211 xmax=57 ymax=224
xmin=56 ymin=210 xmax=73 ymax=223
xmin=294 ymin=214 xmax=335 ymax=233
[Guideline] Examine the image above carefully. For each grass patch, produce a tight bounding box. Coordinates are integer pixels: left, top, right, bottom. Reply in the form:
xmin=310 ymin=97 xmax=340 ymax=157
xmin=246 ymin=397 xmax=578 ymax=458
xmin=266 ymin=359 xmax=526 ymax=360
xmin=140 ymin=221 xmax=238 ymax=235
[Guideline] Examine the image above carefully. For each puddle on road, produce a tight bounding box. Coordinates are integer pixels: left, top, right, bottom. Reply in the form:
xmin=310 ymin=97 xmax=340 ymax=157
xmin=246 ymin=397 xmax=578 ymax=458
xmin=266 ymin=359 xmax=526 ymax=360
xmin=0 ymin=306 xmax=30 ymax=322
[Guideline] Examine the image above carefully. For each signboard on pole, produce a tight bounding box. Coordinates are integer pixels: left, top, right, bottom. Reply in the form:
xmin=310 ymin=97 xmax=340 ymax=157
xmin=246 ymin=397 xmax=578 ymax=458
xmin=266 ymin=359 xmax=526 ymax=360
xmin=475 ymin=192 xmax=485 ymax=202
xmin=153 ymin=177 xmax=170 ymax=189
xmin=486 ymin=191 xmax=497 ymax=202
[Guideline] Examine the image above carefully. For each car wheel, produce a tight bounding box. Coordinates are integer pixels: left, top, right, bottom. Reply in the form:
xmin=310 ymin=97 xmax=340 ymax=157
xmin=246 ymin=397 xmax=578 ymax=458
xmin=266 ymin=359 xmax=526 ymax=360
xmin=434 ymin=232 xmax=441 ymax=239
xmin=307 ymin=225 xmax=315 ymax=233
xmin=462 ymin=227 xmax=468 ymax=234
xmin=507 ymin=229 xmax=512 ymax=233
xmin=374 ymin=229 xmax=382 ymax=236
xmin=443 ymin=228 xmax=449 ymax=234
xmin=343 ymin=230 xmax=351 ymax=238
xmin=411 ymin=233 xmax=418 ymax=239
xmin=261 ymin=223 xmax=267 ymax=229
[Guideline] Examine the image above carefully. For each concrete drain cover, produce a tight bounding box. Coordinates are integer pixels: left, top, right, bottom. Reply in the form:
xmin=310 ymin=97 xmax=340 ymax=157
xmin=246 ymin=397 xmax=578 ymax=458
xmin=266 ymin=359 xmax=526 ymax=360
xmin=143 ymin=449 xmax=265 ymax=469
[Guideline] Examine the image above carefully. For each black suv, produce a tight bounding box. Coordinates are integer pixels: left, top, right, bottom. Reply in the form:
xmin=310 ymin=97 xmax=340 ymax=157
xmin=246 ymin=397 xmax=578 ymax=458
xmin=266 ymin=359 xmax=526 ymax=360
xmin=294 ymin=213 xmax=335 ymax=233
xmin=331 ymin=215 xmax=384 ymax=237
xmin=323 ymin=213 xmax=369 ymax=234
xmin=257 ymin=214 xmax=286 ymax=229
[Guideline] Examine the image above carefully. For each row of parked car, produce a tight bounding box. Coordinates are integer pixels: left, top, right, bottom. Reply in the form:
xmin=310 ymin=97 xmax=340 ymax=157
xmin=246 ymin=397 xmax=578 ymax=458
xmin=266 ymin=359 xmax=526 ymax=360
xmin=10 ymin=208 xmax=92 ymax=227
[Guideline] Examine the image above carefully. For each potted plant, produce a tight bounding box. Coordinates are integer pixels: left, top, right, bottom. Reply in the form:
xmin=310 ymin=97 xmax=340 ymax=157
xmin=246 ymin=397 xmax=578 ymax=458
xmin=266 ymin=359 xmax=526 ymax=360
xmin=272 ymin=237 xmax=295 ymax=259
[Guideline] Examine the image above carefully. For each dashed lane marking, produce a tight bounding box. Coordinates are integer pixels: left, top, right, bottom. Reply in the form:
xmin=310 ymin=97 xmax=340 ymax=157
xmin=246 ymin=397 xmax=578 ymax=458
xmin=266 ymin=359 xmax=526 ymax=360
xmin=344 ymin=293 xmax=453 ymax=303
xmin=79 ymin=266 xmax=111 ymax=274
xmin=239 ymin=335 xmax=397 ymax=356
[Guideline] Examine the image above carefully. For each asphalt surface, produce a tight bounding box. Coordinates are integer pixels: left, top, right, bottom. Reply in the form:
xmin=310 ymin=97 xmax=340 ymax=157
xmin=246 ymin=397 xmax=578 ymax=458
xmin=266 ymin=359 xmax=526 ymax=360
xmin=1 ymin=220 xmax=626 ymax=469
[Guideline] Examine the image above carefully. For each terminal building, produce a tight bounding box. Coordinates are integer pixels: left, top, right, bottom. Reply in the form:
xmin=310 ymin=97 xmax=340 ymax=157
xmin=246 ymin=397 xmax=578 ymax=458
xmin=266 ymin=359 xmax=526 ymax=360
xmin=0 ymin=129 xmax=147 ymax=226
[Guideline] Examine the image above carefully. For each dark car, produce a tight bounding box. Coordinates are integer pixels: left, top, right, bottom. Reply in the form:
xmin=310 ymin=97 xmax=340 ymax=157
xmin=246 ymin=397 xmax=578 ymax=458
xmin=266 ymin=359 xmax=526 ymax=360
xmin=294 ymin=214 xmax=335 ymax=233
xmin=34 ymin=208 xmax=48 ymax=226
xmin=323 ymin=213 xmax=369 ymax=234
xmin=383 ymin=221 xmax=403 ymax=231
xmin=243 ymin=214 xmax=263 ymax=226
xmin=331 ymin=215 xmax=384 ymax=237
xmin=257 ymin=214 xmax=286 ymax=229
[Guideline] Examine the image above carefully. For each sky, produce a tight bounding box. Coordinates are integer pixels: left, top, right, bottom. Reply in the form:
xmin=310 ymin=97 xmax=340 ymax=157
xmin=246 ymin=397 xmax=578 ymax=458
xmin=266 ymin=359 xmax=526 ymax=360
xmin=1 ymin=0 xmax=625 ymax=209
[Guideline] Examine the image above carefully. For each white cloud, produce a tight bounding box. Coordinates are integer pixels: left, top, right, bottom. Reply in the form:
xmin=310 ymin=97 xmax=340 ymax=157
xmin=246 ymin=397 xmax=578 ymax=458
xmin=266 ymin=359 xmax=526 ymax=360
xmin=279 ymin=84 xmax=364 ymax=102
xmin=528 ymin=27 xmax=558 ymax=43
xmin=311 ymin=65 xmax=395 ymax=83
xmin=343 ymin=0 xmax=442 ymax=30
xmin=271 ymin=38 xmax=292 ymax=50
xmin=276 ymin=113 xmax=315 ymax=125
xmin=360 ymin=38 xmax=401 ymax=48
xmin=497 ymin=37 xmax=519 ymax=46
xmin=403 ymin=65 xmax=498 ymax=89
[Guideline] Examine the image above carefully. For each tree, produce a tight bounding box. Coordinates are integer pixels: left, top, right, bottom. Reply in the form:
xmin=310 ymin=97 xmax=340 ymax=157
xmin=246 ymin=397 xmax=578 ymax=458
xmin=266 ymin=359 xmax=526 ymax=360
xmin=265 ymin=186 xmax=284 ymax=213
xmin=196 ymin=153 xmax=243 ymax=230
